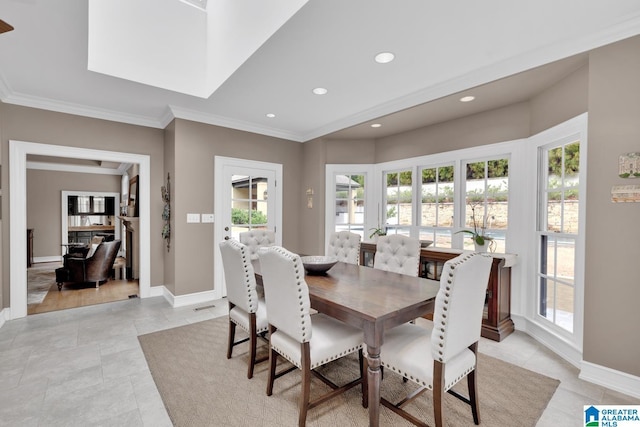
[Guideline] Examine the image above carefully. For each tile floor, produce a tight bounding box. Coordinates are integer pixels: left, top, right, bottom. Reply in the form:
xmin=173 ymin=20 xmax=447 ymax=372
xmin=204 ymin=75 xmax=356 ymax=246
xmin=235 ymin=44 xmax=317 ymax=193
xmin=0 ymin=296 xmax=637 ymax=426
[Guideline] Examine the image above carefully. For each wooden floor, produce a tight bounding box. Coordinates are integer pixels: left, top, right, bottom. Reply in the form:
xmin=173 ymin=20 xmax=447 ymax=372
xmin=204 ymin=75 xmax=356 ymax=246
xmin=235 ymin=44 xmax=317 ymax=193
xmin=28 ymin=278 xmax=140 ymax=315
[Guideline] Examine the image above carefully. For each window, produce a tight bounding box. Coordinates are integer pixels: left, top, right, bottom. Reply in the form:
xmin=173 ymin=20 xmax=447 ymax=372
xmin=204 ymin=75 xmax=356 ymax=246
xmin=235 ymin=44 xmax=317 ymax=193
xmin=334 ymin=174 xmax=366 ymax=239
xmin=230 ymin=174 xmax=269 ymax=236
xmin=463 ymin=157 xmax=509 ymax=253
xmin=537 ymin=140 xmax=580 ymax=333
xmin=419 ymin=164 xmax=454 ymax=247
xmin=384 ymin=169 xmax=412 ymax=236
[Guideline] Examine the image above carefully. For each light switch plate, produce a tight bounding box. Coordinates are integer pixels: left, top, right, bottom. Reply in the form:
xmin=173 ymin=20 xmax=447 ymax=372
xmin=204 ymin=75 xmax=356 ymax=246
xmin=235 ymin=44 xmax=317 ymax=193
xmin=187 ymin=213 xmax=200 ymax=223
xmin=201 ymin=213 xmax=214 ymax=223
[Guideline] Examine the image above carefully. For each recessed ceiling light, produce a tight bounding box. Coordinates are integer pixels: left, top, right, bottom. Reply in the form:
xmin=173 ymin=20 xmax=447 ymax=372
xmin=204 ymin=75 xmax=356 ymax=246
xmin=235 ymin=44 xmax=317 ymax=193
xmin=374 ymin=52 xmax=395 ymax=64
xmin=460 ymin=95 xmax=475 ymax=102
xmin=312 ymin=87 xmax=328 ymax=95
xmin=371 ymin=123 xmax=382 ymax=128
xmin=266 ymin=113 xmax=276 ymax=118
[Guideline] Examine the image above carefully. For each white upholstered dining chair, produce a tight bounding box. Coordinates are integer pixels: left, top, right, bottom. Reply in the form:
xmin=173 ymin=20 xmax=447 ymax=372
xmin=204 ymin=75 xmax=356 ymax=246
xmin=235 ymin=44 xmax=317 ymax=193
xmin=373 ymin=234 xmax=421 ymax=276
xmin=239 ymin=229 xmax=276 ymax=260
xmin=367 ymin=252 xmax=492 ymax=427
xmin=327 ymin=231 xmax=361 ymax=264
xmin=219 ymin=239 xmax=269 ymax=379
xmin=258 ymin=246 xmax=364 ymax=427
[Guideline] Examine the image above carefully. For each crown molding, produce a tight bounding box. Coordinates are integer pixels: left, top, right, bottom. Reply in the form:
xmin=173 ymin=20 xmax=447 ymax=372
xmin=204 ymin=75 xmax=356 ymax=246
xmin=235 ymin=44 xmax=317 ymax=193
xmin=169 ymin=105 xmax=304 ymax=142
xmin=2 ymin=91 xmax=164 ymax=129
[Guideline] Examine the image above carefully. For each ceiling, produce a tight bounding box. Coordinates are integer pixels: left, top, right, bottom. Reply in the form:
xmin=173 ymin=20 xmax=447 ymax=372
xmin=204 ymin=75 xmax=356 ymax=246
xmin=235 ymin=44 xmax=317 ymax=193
xmin=2 ymin=1 xmax=640 ymax=143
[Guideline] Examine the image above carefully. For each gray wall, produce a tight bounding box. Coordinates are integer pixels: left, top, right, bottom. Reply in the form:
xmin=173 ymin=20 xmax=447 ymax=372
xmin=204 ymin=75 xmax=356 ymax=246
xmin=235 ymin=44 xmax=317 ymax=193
xmin=168 ymin=119 xmax=303 ymax=297
xmin=0 ymin=103 xmax=166 ymax=305
xmin=584 ymin=36 xmax=640 ymax=376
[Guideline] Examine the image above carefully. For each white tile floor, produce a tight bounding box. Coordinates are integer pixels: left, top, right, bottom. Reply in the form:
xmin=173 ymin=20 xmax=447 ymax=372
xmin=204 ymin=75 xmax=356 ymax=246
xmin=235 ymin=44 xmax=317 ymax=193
xmin=0 ymin=296 xmax=637 ymax=426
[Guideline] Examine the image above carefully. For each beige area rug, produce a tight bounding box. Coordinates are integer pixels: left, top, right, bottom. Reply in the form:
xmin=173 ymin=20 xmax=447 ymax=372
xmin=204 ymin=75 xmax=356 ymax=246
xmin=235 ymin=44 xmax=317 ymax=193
xmin=27 ymin=263 xmax=60 ymax=304
xmin=139 ymin=317 xmax=560 ymax=427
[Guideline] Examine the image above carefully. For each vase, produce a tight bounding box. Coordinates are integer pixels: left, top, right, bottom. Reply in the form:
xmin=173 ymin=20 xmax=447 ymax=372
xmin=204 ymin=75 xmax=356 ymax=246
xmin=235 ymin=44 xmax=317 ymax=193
xmin=474 ymin=241 xmax=489 ymax=252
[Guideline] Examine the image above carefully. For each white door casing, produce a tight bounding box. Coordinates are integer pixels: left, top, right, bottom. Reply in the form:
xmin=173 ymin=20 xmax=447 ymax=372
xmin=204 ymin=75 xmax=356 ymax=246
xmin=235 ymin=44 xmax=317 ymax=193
xmin=213 ymin=156 xmax=282 ymax=299
xmin=9 ymin=140 xmax=151 ymax=319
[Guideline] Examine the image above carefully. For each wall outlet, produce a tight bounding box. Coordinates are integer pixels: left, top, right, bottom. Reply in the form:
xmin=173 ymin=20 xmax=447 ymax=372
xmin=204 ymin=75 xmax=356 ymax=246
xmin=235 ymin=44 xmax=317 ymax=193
xmin=201 ymin=213 xmax=214 ymax=223
xmin=186 ymin=213 xmax=200 ymax=223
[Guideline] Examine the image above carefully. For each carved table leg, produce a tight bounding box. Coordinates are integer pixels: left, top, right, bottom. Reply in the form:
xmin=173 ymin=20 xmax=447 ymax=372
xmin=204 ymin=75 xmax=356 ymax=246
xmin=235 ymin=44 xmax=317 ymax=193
xmin=367 ymin=344 xmax=381 ymax=427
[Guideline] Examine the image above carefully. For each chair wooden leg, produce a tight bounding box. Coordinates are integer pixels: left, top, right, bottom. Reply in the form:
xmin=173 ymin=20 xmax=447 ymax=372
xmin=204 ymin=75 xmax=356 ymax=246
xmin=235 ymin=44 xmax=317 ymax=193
xmin=360 ymin=349 xmax=367 ymax=408
xmin=433 ymin=361 xmax=445 ymax=427
xmin=468 ymin=342 xmax=480 ymax=424
xmin=227 ymin=319 xmax=236 ymax=359
xmin=299 ymin=343 xmax=311 ymax=427
xmin=248 ymin=313 xmax=257 ymax=379
xmin=266 ymin=326 xmax=277 ymax=396
xmin=468 ymin=369 xmax=480 ymax=425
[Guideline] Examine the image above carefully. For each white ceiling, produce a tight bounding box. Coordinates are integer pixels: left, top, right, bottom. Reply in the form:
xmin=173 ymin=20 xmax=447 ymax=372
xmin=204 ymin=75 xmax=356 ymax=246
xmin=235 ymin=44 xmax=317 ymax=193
xmin=2 ymin=0 xmax=640 ymax=143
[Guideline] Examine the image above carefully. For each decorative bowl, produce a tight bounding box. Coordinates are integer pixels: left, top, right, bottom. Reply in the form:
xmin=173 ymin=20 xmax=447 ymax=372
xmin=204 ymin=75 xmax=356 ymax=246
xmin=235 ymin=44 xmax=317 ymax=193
xmin=301 ymin=256 xmax=338 ymax=275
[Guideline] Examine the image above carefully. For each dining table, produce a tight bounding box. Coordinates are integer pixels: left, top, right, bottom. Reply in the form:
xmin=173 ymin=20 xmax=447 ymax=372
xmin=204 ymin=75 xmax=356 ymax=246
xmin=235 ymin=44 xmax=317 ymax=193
xmin=254 ymin=259 xmax=440 ymax=427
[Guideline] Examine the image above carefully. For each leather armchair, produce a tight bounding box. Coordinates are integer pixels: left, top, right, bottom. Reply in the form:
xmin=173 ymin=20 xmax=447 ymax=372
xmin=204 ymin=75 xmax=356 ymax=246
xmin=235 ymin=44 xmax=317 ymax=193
xmin=57 ymin=240 xmax=121 ymax=290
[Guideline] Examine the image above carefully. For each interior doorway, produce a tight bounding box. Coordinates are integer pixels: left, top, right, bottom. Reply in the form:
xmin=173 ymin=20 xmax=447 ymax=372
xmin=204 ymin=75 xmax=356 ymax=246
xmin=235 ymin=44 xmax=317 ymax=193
xmin=9 ymin=140 xmax=151 ymax=319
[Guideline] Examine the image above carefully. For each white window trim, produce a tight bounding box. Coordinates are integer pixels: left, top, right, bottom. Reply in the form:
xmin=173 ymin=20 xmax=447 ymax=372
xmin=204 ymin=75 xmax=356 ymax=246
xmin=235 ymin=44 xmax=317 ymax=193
xmin=522 ymin=113 xmax=587 ymax=366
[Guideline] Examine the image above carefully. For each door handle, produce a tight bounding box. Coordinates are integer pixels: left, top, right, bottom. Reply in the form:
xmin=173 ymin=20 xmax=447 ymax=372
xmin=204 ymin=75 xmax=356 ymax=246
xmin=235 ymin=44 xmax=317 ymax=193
xmin=224 ymin=226 xmax=229 ymax=231
xmin=224 ymin=236 xmax=230 ymax=240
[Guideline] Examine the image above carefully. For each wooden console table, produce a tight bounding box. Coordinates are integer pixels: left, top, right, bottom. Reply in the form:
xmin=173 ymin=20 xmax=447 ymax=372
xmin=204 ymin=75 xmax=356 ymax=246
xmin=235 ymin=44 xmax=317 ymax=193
xmin=360 ymin=242 xmax=516 ymax=341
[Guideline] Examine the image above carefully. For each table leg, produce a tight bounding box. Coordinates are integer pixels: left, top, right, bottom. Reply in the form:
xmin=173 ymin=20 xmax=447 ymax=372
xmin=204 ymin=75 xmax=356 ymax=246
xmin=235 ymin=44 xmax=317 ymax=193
xmin=366 ymin=344 xmax=381 ymax=427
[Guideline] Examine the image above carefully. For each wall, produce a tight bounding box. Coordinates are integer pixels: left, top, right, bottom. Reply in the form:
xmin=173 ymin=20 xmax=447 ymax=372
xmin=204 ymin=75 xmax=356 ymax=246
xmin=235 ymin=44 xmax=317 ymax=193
xmin=530 ymin=64 xmax=589 ymax=135
xmin=375 ymin=102 xmax=531 ymax=162
xmin=26 ymin=169 xmax=120 ymax=258
xmin=0 ymin=103 xmax=166 ymax=307
xmin=584 ymin=36 xmax=640 ymax=376
xmin=169 ymin=119 xmax=303 ymax=296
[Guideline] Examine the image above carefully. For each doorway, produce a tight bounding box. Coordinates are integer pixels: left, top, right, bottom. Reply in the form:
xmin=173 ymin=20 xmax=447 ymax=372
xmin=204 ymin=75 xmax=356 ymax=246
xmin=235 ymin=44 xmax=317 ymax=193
xmin=213 ymin=156 xmax=282 ymax=299
xmin=9 ymin=140 xmax=151 ymax=319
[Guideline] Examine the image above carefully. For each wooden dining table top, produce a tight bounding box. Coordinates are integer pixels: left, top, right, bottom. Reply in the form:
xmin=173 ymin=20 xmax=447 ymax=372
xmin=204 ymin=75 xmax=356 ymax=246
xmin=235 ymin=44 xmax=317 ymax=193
xmin=253 ymin=260 xmax=440 ymax=326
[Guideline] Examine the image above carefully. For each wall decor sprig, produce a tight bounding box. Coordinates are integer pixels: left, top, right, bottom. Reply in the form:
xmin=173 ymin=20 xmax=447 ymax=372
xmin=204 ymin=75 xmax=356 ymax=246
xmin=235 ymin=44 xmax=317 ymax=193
xmin=161 ymin=173 xmax=171 ymax=251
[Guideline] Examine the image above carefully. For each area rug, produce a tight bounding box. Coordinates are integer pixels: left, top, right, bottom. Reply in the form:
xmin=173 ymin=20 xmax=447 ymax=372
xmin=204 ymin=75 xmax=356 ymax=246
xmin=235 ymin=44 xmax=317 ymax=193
xmin=27 ymin=263 xmax=59 ymax=304
xmin=139 ymin=317 xmax=560 ymax=427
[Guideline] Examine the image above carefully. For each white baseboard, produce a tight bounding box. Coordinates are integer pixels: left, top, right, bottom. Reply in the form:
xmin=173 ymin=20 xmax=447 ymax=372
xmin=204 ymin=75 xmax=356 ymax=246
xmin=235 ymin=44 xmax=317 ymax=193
xmin=159 ymin=287 xmax=217 ymax=308
xmin=149 ymin=285 xmax=165 ymax=298
xmin=513 ymin=314 xmax=640 ymax=398
xmin=581 ymin=361 xmax=640 ymax=399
